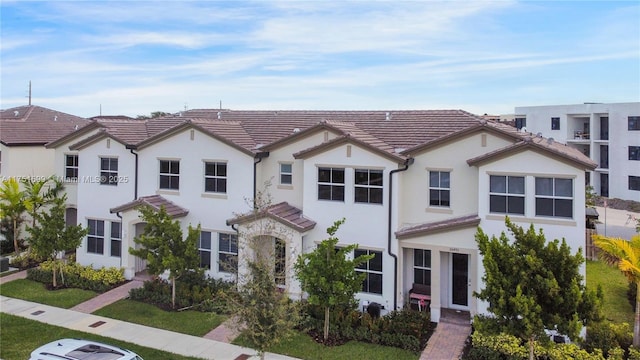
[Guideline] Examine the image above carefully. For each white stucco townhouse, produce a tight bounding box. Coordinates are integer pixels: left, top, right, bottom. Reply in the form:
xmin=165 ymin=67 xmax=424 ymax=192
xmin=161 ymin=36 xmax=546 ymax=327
xmin=50 ymin=109 xmax=596 ymax=323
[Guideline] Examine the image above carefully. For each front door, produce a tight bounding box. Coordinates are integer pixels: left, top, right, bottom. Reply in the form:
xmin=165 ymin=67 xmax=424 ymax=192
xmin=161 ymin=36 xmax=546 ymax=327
xmin=450 ymin=253 xmax=469 ymax=309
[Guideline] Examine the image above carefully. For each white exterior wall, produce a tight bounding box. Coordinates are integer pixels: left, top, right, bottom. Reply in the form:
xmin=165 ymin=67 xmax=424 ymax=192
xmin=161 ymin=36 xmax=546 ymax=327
xmin=515 ymin=102 xmax=640 ymax=201
xmin=258 ymin=130 xmax=340 ymax=208
xmin=135 ymin=128 xmax=255 ymax=280
xmin=299 ymin=143 xmax=400 ymax=312
xmin=0 ymin=145 xmax=55 ymax=180
xmin=76 ymin=138 xmax=136 ymax=270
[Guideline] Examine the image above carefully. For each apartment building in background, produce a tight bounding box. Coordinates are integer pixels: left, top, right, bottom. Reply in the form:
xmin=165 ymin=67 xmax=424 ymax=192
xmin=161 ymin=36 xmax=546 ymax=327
xmin=513 ymin=102 xmax=640 ymax=201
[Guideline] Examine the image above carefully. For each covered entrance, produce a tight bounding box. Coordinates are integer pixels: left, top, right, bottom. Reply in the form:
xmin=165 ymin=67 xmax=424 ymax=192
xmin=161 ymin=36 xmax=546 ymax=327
xmin=450 ymin=253 xmax=469 ymax=309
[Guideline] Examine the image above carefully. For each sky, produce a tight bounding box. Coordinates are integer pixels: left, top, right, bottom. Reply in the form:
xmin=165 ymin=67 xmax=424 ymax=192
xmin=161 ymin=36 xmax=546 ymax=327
xmin=1 ymin=1 xmax=639 ymax=118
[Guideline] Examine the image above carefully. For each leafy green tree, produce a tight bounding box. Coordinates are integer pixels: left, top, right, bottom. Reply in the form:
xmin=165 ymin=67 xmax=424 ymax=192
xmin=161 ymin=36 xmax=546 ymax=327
xmin=129 ymin=205 xmax=201 ymax=308
xmin=0 ymin=178 xmax=25 ymax=255
xmin=22 ymin=175 xmax=64 ymax=229
xmin=594 ymin=234 xmax=640 ymax=346
xmin=475 ymin=217 xmax=601 ymax=360
xmin=27 ymin=193 xmax=88 ymax=287
xmin=294 ymin=218 xmax=373 ymax=341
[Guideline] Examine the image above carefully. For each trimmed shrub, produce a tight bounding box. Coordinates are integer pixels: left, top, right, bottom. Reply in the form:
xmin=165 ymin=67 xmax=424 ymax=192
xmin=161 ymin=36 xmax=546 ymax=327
xmin=584 ymin=322 xmax=632 ymax=357
xmin=27 ymin=261 xmax=125 ymax=292
xmin=9 ymin=252 xmax=45 ymax=269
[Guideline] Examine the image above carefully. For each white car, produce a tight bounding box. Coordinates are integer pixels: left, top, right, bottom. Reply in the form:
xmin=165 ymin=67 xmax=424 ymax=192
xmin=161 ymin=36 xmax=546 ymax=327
xmin=29 ymin=338 xmax=143 ymax=360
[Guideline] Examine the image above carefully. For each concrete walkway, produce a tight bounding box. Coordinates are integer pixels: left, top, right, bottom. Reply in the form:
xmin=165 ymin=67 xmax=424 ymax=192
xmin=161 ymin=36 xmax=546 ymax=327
xmin=71 ymin=278 xmax=146 ymax=313
xmin=0 ymin=268 xmax=27 ymax=285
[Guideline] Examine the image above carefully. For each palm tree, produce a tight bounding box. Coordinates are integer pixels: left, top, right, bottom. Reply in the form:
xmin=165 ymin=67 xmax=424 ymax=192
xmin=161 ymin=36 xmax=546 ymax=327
xmin=22 ymin=176 xmax=64 ymax=229
xmin=594 ymin=234 xmax=640 ymax=347
xmin=0 ymin=178 xmax=26 ymax=255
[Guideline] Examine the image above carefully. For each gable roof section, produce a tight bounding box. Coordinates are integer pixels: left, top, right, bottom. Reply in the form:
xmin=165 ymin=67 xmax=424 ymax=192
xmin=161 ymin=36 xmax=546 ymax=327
xmin=133 ymin=119 xmax=256 ymax=156
xmin=45 ymin=121 xmax=103 ymax=148
xmin=258 ymin=121 xmax=345 ymax=151
xmin=396 ymin=215 xmax=481 ymax=240
xmin=0 ymin=105 xmax=91 ymax=146
xmin=110 ymin=195 xmax=189 ymax=218
xmin=467 ymin=135 xmax=597 ymax=170
xmin=293 ymin=133 xmax=407 ymax=163
xmin=68 ymin=129 xmax=129 ymax=151
xmin=226 ymin=202 xmax=316 ymax=233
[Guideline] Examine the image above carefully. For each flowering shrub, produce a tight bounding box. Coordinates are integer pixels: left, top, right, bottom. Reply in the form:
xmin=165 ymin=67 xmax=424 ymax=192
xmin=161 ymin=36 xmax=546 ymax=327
xmin=28 ymin=261 xmax=125 ymax=292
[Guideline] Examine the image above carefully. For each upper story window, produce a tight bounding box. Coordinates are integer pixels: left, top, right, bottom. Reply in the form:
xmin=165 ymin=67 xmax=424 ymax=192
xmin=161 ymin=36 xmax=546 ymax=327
xmin=318 ymin=167 xmax=345 ymax=201
xmin=515 ymin=118 xmax=526 ymax=130
xmin=489 ymin=175 xmax=525 ymax=215
xmin=535 ymin=177 xmax=573 ymax=218
xmin=429 ymin=171 xmax=450 ymax=207
xmin=630 ymin=176 xmax=640 ymax=191
xmin=280 ymin=163 xmax=292 ymax=185
xmin=355 ymin=249 xmax=383 ymax=295
xmin=198 ymin=231 xmax=211 ymax=269
xmin=218 ymin=233 xmax=238 ymax=273
xmin=204 ymin=162 xmax=227 ymax=193
xmin=87 ymin=219 xmax=104 ymax=254
xmin=65 ymin=154 xmax=79 ymax=181
xmin=159 ymin=160 xmax=180 ymax=190
xmin=629 ymin=146 xmax=640 ymax=161
xmin=551 ymin=117 xmax=560 ymax=130
xmin=100 ymin=157 xmax=118 ymax=186
xmin=110 ymin=221 xmax=121 ymax=257
xmin=629 ymin=116 xmax=640 ymax=131
xmin=354 ymin=169 xmax=383 ymax=204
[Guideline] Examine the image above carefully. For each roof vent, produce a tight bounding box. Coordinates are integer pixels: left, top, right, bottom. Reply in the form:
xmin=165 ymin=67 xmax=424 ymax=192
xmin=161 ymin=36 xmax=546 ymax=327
xmin=217 ymin=111 xmax=221 ymax=120
xmin=536 ymin=132 xmax=542 ymax=137
xmin=74 ymin=125 xmax=79 ymax=130
xmin=547 ymin=137 xmax=554 ymax=144
xmin=13 ymin=111 xmax=19 ymax=117
xmin=54 ymin=115 xmax=58 ymax=121
xmin=385 ymin=112 xmax=391 ymax=121
xmin=520 ymin=126 xmax=527 ymax=133
xmin=293 ymin=128 xmax=300 ymax=133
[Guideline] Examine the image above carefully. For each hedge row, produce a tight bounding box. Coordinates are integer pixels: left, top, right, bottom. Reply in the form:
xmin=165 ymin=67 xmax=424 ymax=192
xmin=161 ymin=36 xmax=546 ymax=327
xmin=27 ymin=261 xmax=126 ymax=292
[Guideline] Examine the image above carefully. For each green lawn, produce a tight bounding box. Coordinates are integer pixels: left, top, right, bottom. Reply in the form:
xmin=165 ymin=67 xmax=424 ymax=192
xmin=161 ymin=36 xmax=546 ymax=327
xmin=0 ymin=313 xmax=204 ymax=360
xmin=93 ymin=299 xmax=226 ymax=336
xmin=234 ymin=331 xmax=419 ymax=360
xmin=0 ymin=278 xmax=97 ymax=308
xmin=586 ymin=260 xmax=634 ymax=324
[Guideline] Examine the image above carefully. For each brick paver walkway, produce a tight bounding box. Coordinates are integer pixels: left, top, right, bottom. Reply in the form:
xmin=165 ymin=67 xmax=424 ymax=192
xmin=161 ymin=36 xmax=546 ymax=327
xmin=420 ymin=321 xmax=471 ymax=360
xmin=0 ymin=269 xmax=27 ymax=285
xmin=70 ymin=279 xmax=145 ymax=313
xmin=203 ymin=316 xmax=242 ymax=342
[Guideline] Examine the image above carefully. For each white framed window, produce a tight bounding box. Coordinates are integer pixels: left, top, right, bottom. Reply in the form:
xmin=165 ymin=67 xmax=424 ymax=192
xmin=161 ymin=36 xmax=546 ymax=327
xmin=280 ymin=163 xmax=293 ymax=185
xmin=355 ymin=249 xmax=382 ymax=294
xmin=204 ymin=162 xmax=227 ymax=193
xmin=110 ymin=221 xmax=121 ymax=257
xmin=100 ymin=157 xmax=118 ymax=186
xmin=65 ymin=154 xmax=79 ymax=181
xmin=354 ymin=169 xmax=383 ymax=204
xmin=199 ymin=231 xmax=212 ymax=269
xmin=489 ymin=175 xmax=525 ymax=215
xmin=159 ymin=160 xmax=180 ymax=190
xmin=87 ymin=219 xmax=104 ymax=254
xmin=318 ymin=167 xmax=345 ymax=201
xmin=429 ymin=171 xmax=450 ymax=207
xmin=535 ymin=177 xmax=573 ymax=218
xmin=218 ymin=233 xmax=238 ymax=273
xmin=414 ymin=249 xmax=431 ymax=286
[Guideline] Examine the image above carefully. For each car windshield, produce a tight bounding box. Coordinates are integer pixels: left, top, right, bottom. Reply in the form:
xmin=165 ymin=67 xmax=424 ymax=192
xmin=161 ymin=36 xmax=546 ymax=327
xmin=66 ymin=343 xmax=125 ymax=360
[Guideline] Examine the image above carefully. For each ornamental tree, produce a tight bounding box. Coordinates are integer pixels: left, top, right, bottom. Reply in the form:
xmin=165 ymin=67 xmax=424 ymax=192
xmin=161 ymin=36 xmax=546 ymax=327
xmin=129 ymin=205 xmax=201 ymax=308
xmin=475 ymin=217 xmax=601 ymax=360
xmin=294 ymin=218 xmax=373 ymax=341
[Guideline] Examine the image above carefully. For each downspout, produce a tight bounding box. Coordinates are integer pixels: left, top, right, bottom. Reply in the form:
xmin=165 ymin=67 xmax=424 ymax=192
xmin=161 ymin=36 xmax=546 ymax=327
xmin=253 ymin=152 xmax=270 ymax=207
xmin=128 ymin=148 xmax=139 ymax=200
xmin=388 ymin=157 xmax=414 ymax=310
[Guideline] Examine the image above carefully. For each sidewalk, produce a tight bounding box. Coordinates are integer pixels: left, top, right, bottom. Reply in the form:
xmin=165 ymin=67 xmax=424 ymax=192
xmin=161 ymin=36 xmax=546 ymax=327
xmin=1 ymin=295 xmax=297 ymax=360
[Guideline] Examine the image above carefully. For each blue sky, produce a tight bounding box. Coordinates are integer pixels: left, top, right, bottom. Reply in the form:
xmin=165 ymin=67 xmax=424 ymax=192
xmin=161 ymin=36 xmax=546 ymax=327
xmin=1 ymin=1 xmax=638 ymax=118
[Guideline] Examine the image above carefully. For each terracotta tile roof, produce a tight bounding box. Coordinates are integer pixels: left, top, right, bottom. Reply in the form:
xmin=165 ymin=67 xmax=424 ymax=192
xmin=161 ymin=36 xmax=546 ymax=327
xmin=395 ymin=215 xmax=481 ymax=239
xmin=226 ymin=202 xmax=316 ymax=233
xmin=110 ymin=195 xmax=189 ymax=218
xmin=467 ymin=134 xmax=598 ymax=170
xmin=0 ymin=105 xmax=91 ymax=145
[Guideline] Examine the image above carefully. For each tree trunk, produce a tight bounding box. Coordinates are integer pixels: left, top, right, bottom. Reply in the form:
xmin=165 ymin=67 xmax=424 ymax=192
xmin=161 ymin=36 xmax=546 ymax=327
xmin=635 ymin=281 xmax=640 ymax=347
xmin=324 ymin=306 xmax=330 ymax=341
xmin=529 ymin=335 xmax=535 ymax=360
xmin=13 ymin=218 xmax=19 ymax=255
xmin=52 ymin=262 xmax=57 ymax=288
xmin=172 ymin=277 xmax=176 ymax=309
